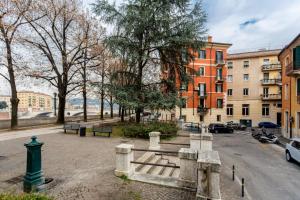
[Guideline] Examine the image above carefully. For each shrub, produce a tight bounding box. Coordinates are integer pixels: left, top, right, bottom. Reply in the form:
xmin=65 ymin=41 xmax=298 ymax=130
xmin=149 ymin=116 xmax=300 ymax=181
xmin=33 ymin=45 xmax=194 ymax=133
xmin=0 ymin=193 xmax=52 ymax=200
xmin=122 ymin=122 xmax=178 ymax=139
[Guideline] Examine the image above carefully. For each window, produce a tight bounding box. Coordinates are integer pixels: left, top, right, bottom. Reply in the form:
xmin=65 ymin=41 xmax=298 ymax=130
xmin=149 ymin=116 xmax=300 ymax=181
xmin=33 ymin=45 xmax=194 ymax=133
xmin=243 ymin=60 xmax=249 ymax=68
xmin=217 ymin=115 xmax=221 ymax=122
xmin=277 ymin=103 xmax=282 ymax=108
xmin=227 ymin=61 xmax=233 ymax=69
xmin=243 ymin=74 xmax=249 ymax=81
xmin=263 ymin=59 xmax=270 ymax=65
xmin=227 ymin=89 xmax=233 ymax=96
xmin=285 ymin=84 xmax=289 ymax=100
xmin=292 ymin=141 xmax=300 ymax=150
xmin=198 ymin=67 xmax=205 ymax=76
xmin=242 ymin=104 xmax=249 ymax=116
xmin=198 ymin=50 xmax=206 ymax=59
xmin=200 ymin=115 xmax=204 ymax=122
xmin=227 ymin=75 xmax=233 ymax=82
xmin=216 ymin=68 xmax=222 ymax=79
xmin=227 ymin=104 xmax=233 ymax=116
xmin=262 ymin=104 xmax=270 ymax=116
xmin=199 ymin=83 xmax=206 ymax=96
xmin=243 ymin=88 xmax=249 ymax=96
xmin=199 ymin=98 xmax=205 ymax=108
xmin=216 ymin=84 xmax=223 ymax=93
xmin=217 ymin=99 xmax=223 ymax=108
xmin=263 ymin=87 xmax=269 ymax=97
xmin=216 ymin=51 xmax=223 ymax=63
xmin=297 ymin=78 xmax=300 ymax=97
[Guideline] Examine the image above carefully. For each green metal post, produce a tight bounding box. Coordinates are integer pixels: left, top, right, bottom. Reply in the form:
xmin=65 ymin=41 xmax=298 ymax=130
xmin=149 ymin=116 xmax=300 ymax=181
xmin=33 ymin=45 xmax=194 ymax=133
xmin=23 ymin=136 xmax=45 ymax=193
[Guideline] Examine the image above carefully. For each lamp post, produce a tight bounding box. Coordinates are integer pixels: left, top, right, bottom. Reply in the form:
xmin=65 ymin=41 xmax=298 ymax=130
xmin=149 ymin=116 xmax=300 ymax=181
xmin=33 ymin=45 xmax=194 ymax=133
xmin=53 ymin=92 xmax=57 ymax=116
xmin=179 ymin=84 xmax=186 ymax=120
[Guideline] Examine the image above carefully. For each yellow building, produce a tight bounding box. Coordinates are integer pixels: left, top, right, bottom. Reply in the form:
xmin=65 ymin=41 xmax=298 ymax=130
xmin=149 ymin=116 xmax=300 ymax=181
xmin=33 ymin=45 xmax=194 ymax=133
xmin=227 ymin=49 xmax=282 ymax=127
xmin=18 ymin=91 xmax=52 ymax=112
xmin=279 ymin=34 xmax=300 ymax=138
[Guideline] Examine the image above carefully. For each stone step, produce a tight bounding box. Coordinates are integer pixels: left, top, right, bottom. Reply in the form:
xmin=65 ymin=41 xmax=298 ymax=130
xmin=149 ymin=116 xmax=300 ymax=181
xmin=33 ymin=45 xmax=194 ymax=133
xmin=161 ymin=166 xmax=175 ymax=177
xmin=148 ymin=158 xmax=169 ymax=176
xmin=172 ymin=168 xmax=180 ymax=178
xmin=134 ymin=152 xmax=155 ymax=172
xmin=138 ymin=155 xmax=161 ymax=174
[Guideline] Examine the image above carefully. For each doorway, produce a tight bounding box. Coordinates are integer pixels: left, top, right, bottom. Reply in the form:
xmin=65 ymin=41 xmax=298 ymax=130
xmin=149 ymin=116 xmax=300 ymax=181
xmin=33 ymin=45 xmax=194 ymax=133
xmin=277 ymin=112 xmax=282 ymax=127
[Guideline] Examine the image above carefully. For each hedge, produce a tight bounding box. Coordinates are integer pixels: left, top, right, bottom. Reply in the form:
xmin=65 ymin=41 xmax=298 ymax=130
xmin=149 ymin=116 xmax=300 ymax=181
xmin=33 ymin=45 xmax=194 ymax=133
xmin=122 ymin=122 xmax=178 ymax=139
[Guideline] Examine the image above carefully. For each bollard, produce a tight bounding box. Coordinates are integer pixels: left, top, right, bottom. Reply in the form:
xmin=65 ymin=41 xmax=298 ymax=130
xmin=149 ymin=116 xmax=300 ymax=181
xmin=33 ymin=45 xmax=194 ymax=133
xmin=232 ymin=165 xmax=235 ymax=181
xmin=149 ymin=132 xmax=160 ymax=150
xmin=242 ymin=178 xmax=245 ymax=197
xmin=23 ymin=136 xmax=45 ymax=193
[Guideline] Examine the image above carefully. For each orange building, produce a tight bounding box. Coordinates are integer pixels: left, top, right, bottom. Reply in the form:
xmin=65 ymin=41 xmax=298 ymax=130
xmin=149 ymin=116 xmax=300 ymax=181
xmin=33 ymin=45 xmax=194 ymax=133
xmin=173 ymin=36 xmax=231 ymax=123
xmin=279 ymin=34 xmax=300 ymax=138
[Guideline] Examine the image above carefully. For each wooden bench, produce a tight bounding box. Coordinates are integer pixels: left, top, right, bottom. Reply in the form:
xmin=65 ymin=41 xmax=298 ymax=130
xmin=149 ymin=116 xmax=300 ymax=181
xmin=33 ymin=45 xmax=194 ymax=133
xmin=63 ymin=123 xmax=80 ymax=134
xmin=92 ymin=126 xmax=112 ymax=137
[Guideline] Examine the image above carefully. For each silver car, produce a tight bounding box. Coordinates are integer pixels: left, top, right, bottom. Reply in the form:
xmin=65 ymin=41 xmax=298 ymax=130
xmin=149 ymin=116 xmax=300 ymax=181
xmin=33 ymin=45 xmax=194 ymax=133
xmin=286 ymin=138 xmax=300 ymax=162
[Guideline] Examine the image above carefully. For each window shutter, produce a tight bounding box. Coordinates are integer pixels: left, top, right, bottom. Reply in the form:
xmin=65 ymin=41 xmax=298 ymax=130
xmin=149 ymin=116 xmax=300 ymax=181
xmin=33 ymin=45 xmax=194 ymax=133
xmin=294 ymin=46 xmax=300 ymax=68
xmin=204 ymin=83 xmax=206 ymax=94
xmin=297 ymin=79 xmax=300 ymax=95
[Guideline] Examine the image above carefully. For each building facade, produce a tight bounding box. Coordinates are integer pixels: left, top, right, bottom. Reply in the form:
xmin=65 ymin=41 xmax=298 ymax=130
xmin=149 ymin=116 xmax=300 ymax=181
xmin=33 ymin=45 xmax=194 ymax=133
xmin=174 ymin=36 xmax=231 ymax=124
xmin=227 ymin=49 xmax=282 ymax=127
xmin=0 ymin=95 xmax=11 ymax=120
xmin=279 ymin=34 xmax=300 ymax=138
xmin=18 ymin=91 xmax=52 ymax=112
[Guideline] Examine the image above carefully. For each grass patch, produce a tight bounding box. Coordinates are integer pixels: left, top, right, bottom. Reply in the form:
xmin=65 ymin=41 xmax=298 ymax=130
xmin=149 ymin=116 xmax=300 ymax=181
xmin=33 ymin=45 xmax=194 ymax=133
xmin=0 ymin=193 xmax=52 ymax=200
xmin=119 ymin=175 xmax=130 ymax=182
xmin=127 ymin=191 xmax=142 ymax=200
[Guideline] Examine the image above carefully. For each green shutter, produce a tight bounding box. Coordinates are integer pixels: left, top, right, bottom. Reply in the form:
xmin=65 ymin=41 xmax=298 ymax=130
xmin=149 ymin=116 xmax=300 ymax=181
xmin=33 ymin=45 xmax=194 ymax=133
xmin=294 ymin=46 xmax=300 ymax=68
xmin=204 ymin=83 xmax=206 ymax=95
xmin=297 ymin=79 xmax=300 ymax=95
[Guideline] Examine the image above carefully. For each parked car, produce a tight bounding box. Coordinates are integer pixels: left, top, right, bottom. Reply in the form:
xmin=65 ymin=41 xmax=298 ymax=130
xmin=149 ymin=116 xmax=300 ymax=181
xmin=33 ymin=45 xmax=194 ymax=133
xmin=208 ymin=123 xmax=234 ymax=134
xmin=258 ymin=122 xmax=280 ymax=128
xmin=226 ymin=121 xmax=247 ymax=130
xmin=286 ymin=138 xmax=300 ymax=162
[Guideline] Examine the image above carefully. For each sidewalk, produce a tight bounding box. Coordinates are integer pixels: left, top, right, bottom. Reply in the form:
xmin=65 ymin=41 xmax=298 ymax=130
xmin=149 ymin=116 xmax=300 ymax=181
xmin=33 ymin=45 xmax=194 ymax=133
xmin=0 ymin=117 xmax=121 ymax=142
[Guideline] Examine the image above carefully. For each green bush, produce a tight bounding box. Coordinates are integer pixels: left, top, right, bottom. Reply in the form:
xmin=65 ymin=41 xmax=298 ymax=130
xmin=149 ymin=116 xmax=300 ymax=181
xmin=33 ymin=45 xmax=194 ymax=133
xmin=122 ymin=122 xmax=178 ymax=139
xmin=0 ymin=193 xmax=52 ymax=200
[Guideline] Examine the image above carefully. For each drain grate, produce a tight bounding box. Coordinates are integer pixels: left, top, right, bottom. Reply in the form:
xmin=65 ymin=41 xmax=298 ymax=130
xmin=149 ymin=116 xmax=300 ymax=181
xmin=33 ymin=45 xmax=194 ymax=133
xmin=5 ymin=175 xmax=23 ymax=184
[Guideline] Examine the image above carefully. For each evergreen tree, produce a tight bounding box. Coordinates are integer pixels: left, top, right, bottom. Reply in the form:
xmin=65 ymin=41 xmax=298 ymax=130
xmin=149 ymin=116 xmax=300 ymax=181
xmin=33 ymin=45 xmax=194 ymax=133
xmin=93 ymin=0 xmax=207 ymax=122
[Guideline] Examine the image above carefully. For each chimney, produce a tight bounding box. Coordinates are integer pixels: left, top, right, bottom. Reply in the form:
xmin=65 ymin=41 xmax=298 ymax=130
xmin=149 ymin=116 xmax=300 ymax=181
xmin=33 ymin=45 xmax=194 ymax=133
xmin=208 ymin=35 xmax=212 ymax=43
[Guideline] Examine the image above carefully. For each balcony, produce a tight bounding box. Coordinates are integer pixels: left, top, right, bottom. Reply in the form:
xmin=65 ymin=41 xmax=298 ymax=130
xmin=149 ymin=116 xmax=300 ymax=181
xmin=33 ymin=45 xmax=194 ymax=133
xmin=286 ymin=62 xmax=300 ymax=76
xmin=197 ymin=106 xmax=209 ymax=114
xmin=261 ymin=63 xmax=281 ymax=71
xmin=198 ymin=91 xmax=207 ymax=99
xmin=260 ymin=79 xmax=281 ymax=86
xmin=215 ymin=59 xmax=225 ymax=67
xmin=215 ymin=76 xmax=225 ymax=83
xmin=261 ymin=94 xmax=282 ymax=101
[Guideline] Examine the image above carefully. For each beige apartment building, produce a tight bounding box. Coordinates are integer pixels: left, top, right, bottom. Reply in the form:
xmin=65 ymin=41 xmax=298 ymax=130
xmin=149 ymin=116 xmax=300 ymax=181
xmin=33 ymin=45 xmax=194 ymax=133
xmin=18 ymin=91 xmax=52 ymax=112
xmin=227 ymin=49 xmax=282 ymax=127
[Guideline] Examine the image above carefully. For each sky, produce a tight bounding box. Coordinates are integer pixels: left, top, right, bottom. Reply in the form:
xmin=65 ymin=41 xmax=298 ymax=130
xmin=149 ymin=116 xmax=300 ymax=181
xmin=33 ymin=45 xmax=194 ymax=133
xmin=1 ymin=0 xmax=300 ymax=95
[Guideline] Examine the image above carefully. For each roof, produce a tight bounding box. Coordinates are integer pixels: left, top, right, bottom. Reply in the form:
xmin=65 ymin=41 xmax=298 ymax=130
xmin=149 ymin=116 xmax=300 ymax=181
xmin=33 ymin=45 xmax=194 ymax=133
xmin=207 ymin=41 xmax=232 ymax=48
xmin=228 ymin=49 xmax=281 ymax=60
xmin=18 ymin=91 xmax=51 ymax=97
xmin=278 ymin=33 xmax=300 ymax=58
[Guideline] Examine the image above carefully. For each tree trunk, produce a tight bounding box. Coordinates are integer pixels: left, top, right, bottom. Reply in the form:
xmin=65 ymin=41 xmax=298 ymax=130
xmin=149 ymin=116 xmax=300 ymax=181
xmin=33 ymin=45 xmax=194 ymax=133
xmin=57 ymin=95 xmax=66 ymax=124
xmin=119 ymin=106 xmax=121 ymax=117
xmin=110 ymin=95 xmax=113 ymax=118
xmin=121 ymin=106 xmax=124 ymax=122
xmin=136 ymin=108 xmax=141 ymax=123
xmin=5 ymin=39 xmax=19 ymax=129
xmin=83 ymin=87 xmax=87 ymax=122
xmin=100 ymin=89 xmax=104 ymax=120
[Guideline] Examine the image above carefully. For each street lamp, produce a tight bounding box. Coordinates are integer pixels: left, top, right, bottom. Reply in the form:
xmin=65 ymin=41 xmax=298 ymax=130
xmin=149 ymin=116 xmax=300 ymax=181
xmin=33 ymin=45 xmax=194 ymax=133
xmin=179 ymin=84 xmax=186 ymax=120
xmin=53 ymin=92 xmax=57 ymax=116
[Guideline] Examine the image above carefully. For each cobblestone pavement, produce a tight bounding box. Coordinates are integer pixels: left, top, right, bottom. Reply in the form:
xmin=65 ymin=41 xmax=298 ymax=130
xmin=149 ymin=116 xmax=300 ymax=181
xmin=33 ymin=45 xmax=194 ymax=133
xmin=0 ymin=130 xmax=239 ymax=200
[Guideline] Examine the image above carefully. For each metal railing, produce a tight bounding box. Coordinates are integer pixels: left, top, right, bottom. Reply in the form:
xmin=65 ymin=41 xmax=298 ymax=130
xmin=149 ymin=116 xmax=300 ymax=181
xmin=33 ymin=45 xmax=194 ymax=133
xmin=197 ymin=107 xmax=209 ymax=114
xmin=261 ymin=63 xmax=281 ymax=71
xmin=286 ymin=61 xmax=300 ymax=76
xmin=260 ymin=94 xmax=282 ymax=100
xmin=260 ymin=79 xmax=281 ymax=85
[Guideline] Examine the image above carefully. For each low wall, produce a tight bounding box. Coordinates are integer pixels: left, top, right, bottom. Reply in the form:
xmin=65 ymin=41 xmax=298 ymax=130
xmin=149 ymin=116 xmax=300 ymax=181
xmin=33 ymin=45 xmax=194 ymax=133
xmin=0 ymin=115 xmax=101 ymax=129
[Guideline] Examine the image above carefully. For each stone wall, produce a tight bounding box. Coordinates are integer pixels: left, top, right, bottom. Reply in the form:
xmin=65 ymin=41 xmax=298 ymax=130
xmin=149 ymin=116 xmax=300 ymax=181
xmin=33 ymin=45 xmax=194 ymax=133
xmin=0 ymin=115 xmax=100 ymax=129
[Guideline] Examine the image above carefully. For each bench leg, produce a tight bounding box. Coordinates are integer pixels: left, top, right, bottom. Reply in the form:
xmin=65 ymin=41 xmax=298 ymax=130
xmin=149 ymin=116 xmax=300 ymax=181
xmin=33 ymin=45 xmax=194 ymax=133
xmin=93 ymin=131 xmax=95 ymax=136
xmin=64 ymin=129 xmax=66 ymax=133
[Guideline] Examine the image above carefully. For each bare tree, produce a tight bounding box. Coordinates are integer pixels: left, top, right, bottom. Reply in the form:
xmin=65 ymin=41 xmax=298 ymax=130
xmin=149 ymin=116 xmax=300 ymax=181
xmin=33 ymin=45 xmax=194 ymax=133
xmin=22 ymin=0 xmax=89 ymax=124
xmin=0 ymin=0 xmax=33 ymax=128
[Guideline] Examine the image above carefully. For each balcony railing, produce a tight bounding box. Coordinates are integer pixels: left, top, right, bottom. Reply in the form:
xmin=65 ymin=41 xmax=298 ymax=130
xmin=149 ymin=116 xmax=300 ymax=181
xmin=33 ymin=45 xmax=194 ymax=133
xmin=260 ymin=79 xmax=281 ymax=85
xmin=215 ymin=76 xmax=224 ymax=82
xmin=261 ymin=63 xmax=281 ymax=71
xmin=261 ymin=94 xmax=282 ymax=101
xmin=215 ymin=59 xmax=225 ymax=67
xmin=197 ymin=106 xmax=209 ymax=114
xmin=286 ymin=61 xmax=300 ymax=76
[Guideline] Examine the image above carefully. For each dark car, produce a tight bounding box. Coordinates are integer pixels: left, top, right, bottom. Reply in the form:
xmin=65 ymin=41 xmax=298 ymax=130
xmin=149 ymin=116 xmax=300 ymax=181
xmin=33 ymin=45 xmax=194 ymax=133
xmin=208 ymin=123 xmax=234 ymax=134
xmin=258 ymin=122 xmax=280 ymax=128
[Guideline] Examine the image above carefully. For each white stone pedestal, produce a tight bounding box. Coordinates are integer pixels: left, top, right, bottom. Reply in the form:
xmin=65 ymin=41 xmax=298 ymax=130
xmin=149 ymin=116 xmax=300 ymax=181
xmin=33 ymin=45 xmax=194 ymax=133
xmin=149 ymin=132 xmax=160 ymax=150
xmin=178 ymin=148 xmax=198 ymax=189
xmin=115 ymin=144 xmax=134 ymax=177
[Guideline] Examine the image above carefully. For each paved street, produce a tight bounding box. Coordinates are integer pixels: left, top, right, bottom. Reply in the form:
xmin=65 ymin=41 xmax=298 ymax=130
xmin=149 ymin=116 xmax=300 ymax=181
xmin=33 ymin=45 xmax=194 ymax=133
xmin=214 ymin=131 xmax=300 ymax=200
